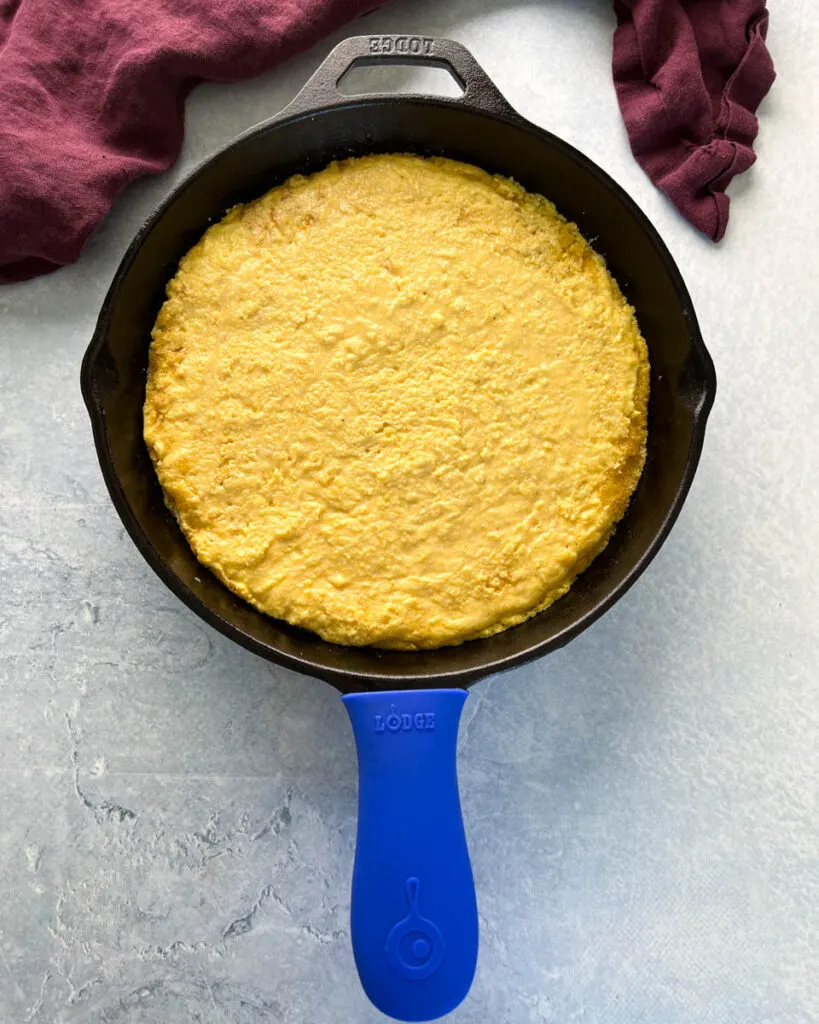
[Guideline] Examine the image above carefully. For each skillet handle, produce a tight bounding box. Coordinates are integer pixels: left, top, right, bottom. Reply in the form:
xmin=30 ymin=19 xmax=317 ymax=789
xmin=280 ymin=34 xmax=517 ymax=120
xmin=342 ymin=688 xmax=478 ymax=1021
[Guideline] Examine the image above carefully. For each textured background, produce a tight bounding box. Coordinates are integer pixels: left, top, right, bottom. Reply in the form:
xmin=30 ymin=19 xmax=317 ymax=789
xmin=1 ymin=1 xmax=817 ymax=1021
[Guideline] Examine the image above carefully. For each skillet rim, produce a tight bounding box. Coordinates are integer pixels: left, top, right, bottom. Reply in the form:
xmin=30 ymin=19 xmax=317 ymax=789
xmin=81 ymin=93 xmax=717 ymax=692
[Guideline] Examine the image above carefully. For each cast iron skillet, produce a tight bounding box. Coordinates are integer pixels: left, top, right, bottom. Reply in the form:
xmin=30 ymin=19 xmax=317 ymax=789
xmin=82 ymin=35 xmax=715 ymax=1023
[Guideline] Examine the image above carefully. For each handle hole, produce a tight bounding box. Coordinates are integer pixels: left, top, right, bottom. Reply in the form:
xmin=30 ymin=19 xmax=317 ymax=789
xmin=337 ymin=62 xmax=464 ymax=99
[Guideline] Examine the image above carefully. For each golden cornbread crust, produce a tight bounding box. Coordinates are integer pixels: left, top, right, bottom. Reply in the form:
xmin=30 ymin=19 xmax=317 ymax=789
xmin=144 ymin=155 xmax=649 ymax=649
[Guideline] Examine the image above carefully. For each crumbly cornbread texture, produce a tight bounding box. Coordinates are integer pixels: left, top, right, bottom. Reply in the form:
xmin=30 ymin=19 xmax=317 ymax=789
xmin=144 ymin=154 xmax=649 ymax=649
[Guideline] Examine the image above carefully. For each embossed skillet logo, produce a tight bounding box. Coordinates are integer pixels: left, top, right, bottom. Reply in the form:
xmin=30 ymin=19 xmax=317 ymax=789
xmin=374 ymin=704 xmax=436 ymax=733
xmin=368 ymin=36 xmax=434 ymax=56
xmin=386 ymin=877 xmax=446 ymax=980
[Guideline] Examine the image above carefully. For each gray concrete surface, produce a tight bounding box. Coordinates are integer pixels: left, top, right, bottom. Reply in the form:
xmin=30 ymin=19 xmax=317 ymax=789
xmin=1 ymin=1 xmax=817 ymax=1021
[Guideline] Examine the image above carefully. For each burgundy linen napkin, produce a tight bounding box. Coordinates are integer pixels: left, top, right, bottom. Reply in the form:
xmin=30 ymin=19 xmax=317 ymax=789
xmin=0 ymin=0 xmax=775 ymax=284
xmin=0 ymin=0 xmax=385 ymax=284
xmin=613 ymin=0 xmax=775 ymax=241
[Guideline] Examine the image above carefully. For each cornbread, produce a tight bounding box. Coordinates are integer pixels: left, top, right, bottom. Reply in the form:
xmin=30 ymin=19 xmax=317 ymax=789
xmin=144 ymin=154 xmax=649 ymax=649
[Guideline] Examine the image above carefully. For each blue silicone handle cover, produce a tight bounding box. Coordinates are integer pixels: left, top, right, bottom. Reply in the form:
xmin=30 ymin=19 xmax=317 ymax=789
xmin=342 ymin=689 xmax=478 ymax=1022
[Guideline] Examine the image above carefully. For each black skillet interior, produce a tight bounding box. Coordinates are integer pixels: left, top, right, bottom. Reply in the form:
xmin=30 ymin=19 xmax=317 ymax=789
xmin=81 ymin=36 xmax=716 ymax=693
